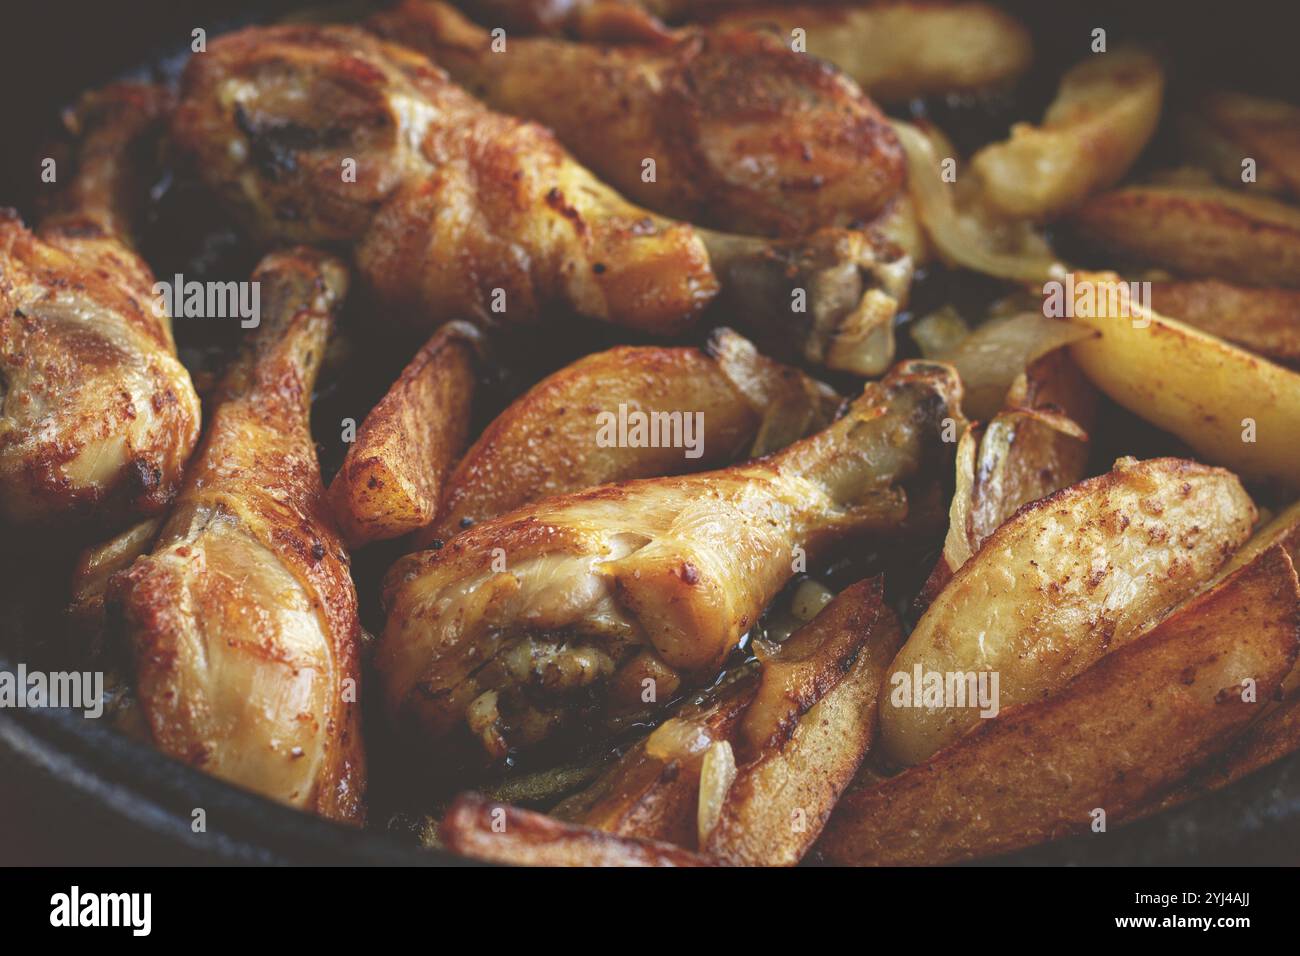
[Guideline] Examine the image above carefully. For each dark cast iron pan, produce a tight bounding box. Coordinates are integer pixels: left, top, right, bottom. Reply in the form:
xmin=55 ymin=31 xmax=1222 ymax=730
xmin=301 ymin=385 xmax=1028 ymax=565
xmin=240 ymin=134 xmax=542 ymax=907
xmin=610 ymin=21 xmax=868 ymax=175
xmin=1 ymin=0 xmax=1298 ymax=866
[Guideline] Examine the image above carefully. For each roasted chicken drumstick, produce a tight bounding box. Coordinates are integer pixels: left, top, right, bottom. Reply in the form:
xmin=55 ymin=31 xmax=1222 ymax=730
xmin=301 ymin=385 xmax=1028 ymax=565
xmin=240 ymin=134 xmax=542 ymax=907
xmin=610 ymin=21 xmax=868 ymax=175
xmin=171 ymin=24 xmax=905 ymax=372
xmin=0 ymin=84 xmax=201 ymax=528
xmin=368 ymin=0 xmax=904 ymax=237
xmin=110 ymin=249 xmax=366 ymax=823
xmin=173 ymin=24 xmax=715 ymax=337
xmin=378 ymin=360 xmax=962 ymax=765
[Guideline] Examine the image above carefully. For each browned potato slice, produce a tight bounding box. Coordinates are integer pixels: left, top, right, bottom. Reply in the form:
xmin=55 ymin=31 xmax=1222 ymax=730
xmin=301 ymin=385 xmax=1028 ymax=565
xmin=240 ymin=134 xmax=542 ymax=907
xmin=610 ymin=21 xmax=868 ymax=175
xmin=1149 ymin=279 xmax=1300 ymax=368
xmin=552 ymin=577 xmax=897 ymax=865
xmin=441 ymin=792 xmax=713 ymax=866
xmin=818 ymin=545 xmax=1300 ymax=866
xmin=328 ymin=322 xmax=480 ymax=547
xmin=1144 ymin=692 xmax=1300 ymax=821
xmin=966 ymin=351 xmax=1096 ymax=549
xmin=421 ymin=328 xmax=838 ymax=544
xmin=1070 ymin=185 xmax=1300 ymax=287
xmin=705 ymin=2 xmax=1032 ymax=101
xmin=882 ymin=456 xmax=1256 ymax=766
xmin=1181 ymin=92 xmax=1300 ymax=199
xmin=971 ymin=48 xmax=1164 ymax=219
xmin=1067 ymin=273 xmax=1300 ymax=488
xmin=1224 ymin=498 xmax=1300 ymax=578
xmin=919 ymin=350 xmax=1095 ymax=607
xmin=701 ymin=582 xmax=902 ymax=866
xmin=551 ymin=668 xmax=758 ymax=847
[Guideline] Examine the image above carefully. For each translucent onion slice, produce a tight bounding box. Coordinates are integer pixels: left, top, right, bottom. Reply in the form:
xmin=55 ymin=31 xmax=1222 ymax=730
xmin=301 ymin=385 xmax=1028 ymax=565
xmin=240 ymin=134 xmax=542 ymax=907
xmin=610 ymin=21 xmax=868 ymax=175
xmin=696 ymin=740 xmax=737 ymax=848
xmin=936 ymin=312 xmax=1095 ymax=420
xmin=894 ymin=120 xmax=1066 ymax=284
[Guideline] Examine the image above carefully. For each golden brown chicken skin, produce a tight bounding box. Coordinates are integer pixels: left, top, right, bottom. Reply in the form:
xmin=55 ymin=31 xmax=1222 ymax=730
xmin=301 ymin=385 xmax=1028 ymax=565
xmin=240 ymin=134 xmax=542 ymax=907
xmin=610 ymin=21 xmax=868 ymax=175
xmin=368 ymin=0 xmax=904 ymax=237
xmin=0 ymin=84 xmax=201 ymax=528
xmin=171 ymin=23 xmax=717 ymax=337
xmin=422 ymin=328 xmax=839 ymax=544
xmin=378 ymin=360 xmax=962 ymax=766
xmin=110 ymin=248 xmax=366 ymax=823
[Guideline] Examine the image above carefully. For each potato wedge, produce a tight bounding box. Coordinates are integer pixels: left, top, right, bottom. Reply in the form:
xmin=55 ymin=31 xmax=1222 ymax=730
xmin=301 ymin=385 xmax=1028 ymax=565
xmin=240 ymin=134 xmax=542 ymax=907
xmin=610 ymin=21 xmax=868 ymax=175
xmin=966 ymin=351 xmax=1096 ymax=547
xmin=1149 ymin=279 xmax=1300 ymax=367
xmin=971 ymin=48 xmax=1164 ymax=219
xmin=441 ymin=792 xmax=713 ymax=866
xmin=1070 ymin=184 xmax=1300 ymax=287
xmin=1141 ymin=691 xmax=1300 ymax=823
xmin=819 ymin=545 xmax=1300 ymax=866
xmin=919 ymin=350 xmax=1095 ymax=607
xmin=328 ymin=322 xmax=480 ymax=547
xmin=702 ymin=584 xmax=902 ymax=866
xmin=1181 ymin=92 xmax=1300 ymax=200
xmin=421 ymin=328 xmax=838 ymax=544
xmin=551 ymin=577 xmax=896 ymax=865
xmin=1066 ymin=272 xmax=1300 ymax=487
xmin=706 ymin=2 xmax=1032 ymax=101
xmin=881 ymin=456 xmax=1256 ymax=767
xmin=551 ymin=667 xmax=759 ymax=848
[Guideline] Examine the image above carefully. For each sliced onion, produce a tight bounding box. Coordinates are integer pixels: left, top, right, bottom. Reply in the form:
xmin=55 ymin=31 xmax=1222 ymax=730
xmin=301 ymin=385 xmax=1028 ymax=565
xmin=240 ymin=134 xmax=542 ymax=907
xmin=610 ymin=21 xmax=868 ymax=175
xmin=696 ymin=740 xmax=737 ymax=847
xmin=893 ymin=120 xmax=1066 ymax=284
xmin=937 ymin=312 xmax=1095 ymax=420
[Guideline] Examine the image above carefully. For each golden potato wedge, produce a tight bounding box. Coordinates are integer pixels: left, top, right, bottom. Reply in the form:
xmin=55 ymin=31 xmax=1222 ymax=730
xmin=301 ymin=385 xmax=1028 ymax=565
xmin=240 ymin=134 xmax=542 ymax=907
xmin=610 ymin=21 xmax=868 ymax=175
xmin=882 ymin=456 xmax=1256 ymax=767
xmin=551 ymin=668 xmax=759 ymax=848
xmin=1149 ymin=279 xmax=1300 ymax=367
xmin=328 ymin=322 xmax=480 ymax=548
xmin=1070 ymin=185 xmax=1300 ymax=287
xmin=706 ymin=2 xmax=1032 ymax=101
xmin=819 ymin=545 xmax=1300 ymax=865
xmin=702 ymin=583 xmax=902 ymax=866
xmin=1224 ymin=497 xmax=1300 ymax=578
xmin=422 ymin=328 xmax=838 ymax=544
xmin=1135 ymin=499 xmax=1300 ymax=820
xmin=1066 ymin=272 xmax=1300 ymax=488
xmin=551 ymin=577 xmax=896 ymax=865
xmin=971 ymin=48 xmax=1164 ymax=220
xmin=919 ymin=350 xmax=1096 ymax=608
xmin=1181 ymin=92 xmax=1300 ymax=199
xmin=441 ymin=792 xmax=713 ymax=867
xmin=967 ymin=351 xmax=1096 ymax=547
xmin=1220 ymin=497 xmax=1300 ymax=697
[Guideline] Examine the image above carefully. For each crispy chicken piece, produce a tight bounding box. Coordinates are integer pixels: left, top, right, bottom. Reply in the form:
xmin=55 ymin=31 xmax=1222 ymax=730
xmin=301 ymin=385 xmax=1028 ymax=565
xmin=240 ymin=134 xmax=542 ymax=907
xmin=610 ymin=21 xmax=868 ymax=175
xmin=329 ymin=321 xmax=482 ymax=548
xmin=458 ymin=0 xmax=670 ymax=38
xmin=110 ymin=248 xmax=366 ymax=824
xmin=170 ymin=24 xmax=905 ymax=371
xmin=378 ymin=360 xmax=962 ymax=765
xmin=463 ymin=0 xmax=1037 ymax=103
xmin=368 ymin=1 xmax=904 ymax=237
xmin=700 ymin=225 xmax=912 ymax=375
xmin=0 ymin=84 xmax=201 ymax=528
xmin=420 ymin=328 xmax=840 ymax=545
xmin=172 ymin=23 xmax=716 ymax=337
